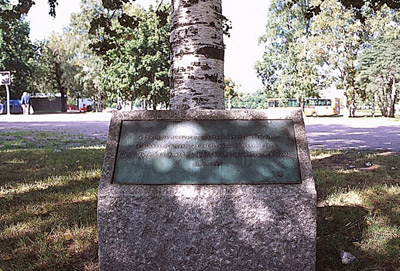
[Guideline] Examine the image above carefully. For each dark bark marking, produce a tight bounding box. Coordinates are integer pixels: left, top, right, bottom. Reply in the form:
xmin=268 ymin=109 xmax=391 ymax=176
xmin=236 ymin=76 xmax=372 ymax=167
xmin=182 ymin=0 xmax=200 ymax=8
xmin=201 ymin=63 xmax=212 ymax=70
xmin=205 ymin=73 xmax=218 ymax=83
xmin=196 ymin=46 xmax=224 ymax=61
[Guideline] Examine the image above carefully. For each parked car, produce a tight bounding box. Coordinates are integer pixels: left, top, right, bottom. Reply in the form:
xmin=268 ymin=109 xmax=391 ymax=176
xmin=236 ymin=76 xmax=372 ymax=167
xmin=0 ymin=100 xmax=23 ymax=114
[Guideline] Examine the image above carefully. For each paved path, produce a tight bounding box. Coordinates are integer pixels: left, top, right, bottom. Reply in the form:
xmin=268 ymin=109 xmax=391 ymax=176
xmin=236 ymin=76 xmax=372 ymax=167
xmin=1 ymin=113 xmax=399 ymax=151
xmin=0 ymin=113 xmax=111 ymax=141
xmin=304 ymin=117 xmax=400 ymax=151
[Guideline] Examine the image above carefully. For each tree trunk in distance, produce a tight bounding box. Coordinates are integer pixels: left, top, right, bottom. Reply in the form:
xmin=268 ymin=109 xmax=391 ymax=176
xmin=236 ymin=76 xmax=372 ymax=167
xmin=97 ymin=89 xmax=102 ymax=112
xmin=389 ymin=77 xmax=397 ymax=118
xmin=141 ymin=98 xmax=147 ymax=110
xmin=170 ymin=0 xmax=225 ymax=110
xmin=227 ymin=97 xmax=232 ymax=110
xmin=60 ymin=92 xmax=67 ymax=112
xmin=378 ymin=91 xmax=388 ymax=117
xmin=348 ymin=93 xmax=356 ymax=117
xmin=371 ymin=94 xmax=376 ymax=118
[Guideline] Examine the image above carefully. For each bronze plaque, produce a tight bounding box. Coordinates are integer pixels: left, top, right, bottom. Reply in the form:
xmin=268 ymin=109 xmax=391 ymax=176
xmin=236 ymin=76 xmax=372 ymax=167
xmin=112 ymin=120 xmax=301 ymax=184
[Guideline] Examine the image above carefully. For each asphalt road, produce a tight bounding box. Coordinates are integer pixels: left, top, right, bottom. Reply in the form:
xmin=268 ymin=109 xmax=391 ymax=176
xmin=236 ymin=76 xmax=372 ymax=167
xmin=1 ymin=113 xmax=399 ymax=151
xmin=0 ymin=113 xmax=111 ymax=141
xmin=304 ymin=117 xmax=400 ymax=151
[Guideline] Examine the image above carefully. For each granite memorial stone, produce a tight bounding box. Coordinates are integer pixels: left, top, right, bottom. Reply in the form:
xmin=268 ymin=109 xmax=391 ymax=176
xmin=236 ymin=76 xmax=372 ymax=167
xmin=98 ymin=109 xmax=316 ymax=270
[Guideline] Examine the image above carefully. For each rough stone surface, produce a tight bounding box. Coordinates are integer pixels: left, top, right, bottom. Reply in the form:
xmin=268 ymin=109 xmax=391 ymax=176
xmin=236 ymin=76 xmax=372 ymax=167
xmin=98 ymin=109 xmax=316 ymax=271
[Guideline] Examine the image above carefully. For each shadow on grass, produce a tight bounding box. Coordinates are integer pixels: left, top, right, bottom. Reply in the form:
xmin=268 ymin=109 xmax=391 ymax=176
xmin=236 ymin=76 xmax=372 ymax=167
xmin=0 ymin=148 xmax=104 ymax=271
xmin=317 ymin=206 xmax=368 ymax=270
xmin=1 ymin=195 xmax=99 ymax=271
xmin=2 ymin=145 xmax=399 ymax=270
xmin=313 ymin=150 xmax=400 ymax=270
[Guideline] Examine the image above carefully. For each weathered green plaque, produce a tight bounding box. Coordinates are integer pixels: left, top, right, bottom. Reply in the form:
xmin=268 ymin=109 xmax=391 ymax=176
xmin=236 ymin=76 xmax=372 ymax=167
xmin=112 ymin=120 xmax=301 ymax=184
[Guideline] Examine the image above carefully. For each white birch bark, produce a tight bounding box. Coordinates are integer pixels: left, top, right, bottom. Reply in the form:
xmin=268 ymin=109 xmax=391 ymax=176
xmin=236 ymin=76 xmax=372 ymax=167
xmin=170 ymin=0 xmax=225 ymax=110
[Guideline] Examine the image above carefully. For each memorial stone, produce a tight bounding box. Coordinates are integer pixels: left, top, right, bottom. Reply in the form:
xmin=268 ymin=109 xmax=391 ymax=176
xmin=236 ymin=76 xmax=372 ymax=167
xmin=98 ymin=108 xmax=316 ymax=271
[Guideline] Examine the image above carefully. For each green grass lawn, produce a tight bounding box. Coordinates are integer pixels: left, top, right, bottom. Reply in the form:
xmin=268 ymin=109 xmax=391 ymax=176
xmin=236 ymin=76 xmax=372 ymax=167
xmin=0 ymin=131 xmax=399 ymax=270
xmin=0 ymin=131 xmax=105 ymax=271
xmin=314 ymin=150 xmax=400 ymax=270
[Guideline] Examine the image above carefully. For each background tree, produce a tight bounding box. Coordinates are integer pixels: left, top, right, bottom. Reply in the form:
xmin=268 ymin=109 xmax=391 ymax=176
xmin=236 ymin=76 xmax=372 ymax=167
xmin=6 ymin=0 xmax=400 ymax=19
xmin=356 ymin=4 xmax=400 ymax=118
xmin=67 ymin=0 xmax=107 ymax=111
xmin=95 ymin=2 xmax=170 ymax=109
xmin=26 ymin=0 xmax=170 ymax=111
xmin=0 ymin=0 xmax=35 ymax=99
xmin=33 ymin=34 xmax=82 ymax=112
xmin=255 ymin=0 xmax=319 ymax=109
xmin=306 ymin=0 xmax=400 ymax=20
xmin=224 ymin=77 xmax=239 ymax=110
xmin=3 ymin=0 xmax=242 ymax=111
xmin=357 ymin=38 xmax=400 ymax=118
xmin=232 ymin=90 xmax=269 ymax=109
xmin=8 ymin=0 xmax=400 ymax=114
xmin=307 ymin=0 xmax=364 ymax=117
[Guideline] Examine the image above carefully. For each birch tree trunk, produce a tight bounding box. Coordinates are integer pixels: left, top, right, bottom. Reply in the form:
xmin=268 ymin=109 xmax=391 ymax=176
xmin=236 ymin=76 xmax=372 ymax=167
xmin=170 ymin=0 xmax=225 ymax=110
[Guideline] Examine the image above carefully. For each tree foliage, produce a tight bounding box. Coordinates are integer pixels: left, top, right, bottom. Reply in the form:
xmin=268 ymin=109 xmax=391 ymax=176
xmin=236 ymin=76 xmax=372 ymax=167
xmin=95 ymin=2 xmax=170 ymax=109
xmin=0 ymin=0 xmax=35 ymax=99
xmin=356 ymin=5 xmax=400 ymax=117
xmin=308 ymin=0 xmax=364 ymax=116
xmin=66 ymin=0 xmax=107 ymax=111
xmin=231 ymin=90 xmax=269 ymax=110
xmin=32 ymin=34 xmax=82 ymax=112
xmin=255 ymin=0 xmax=319 ymax=106
xmin=24 ymin=0 xmax=170 ymax=110
xmin=357 ymin=39 xmax=400 ymax=117
xmin=257 ymin=0 xmax=400 ymax=117
xmin=5 ymin=0 xmax=400 ymax=21
xmin=5 ymin=0 xmax=400 ymax=114
xmin=224 ymin=77 xmax=239 ymax=109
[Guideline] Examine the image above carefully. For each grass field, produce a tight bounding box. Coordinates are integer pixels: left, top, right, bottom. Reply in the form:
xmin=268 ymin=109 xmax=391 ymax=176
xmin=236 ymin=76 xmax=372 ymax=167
xmin=0 ymin=131 xmax=105 ymax=271
xmin=0 ymin=130 xmax=399 ymax=270
xmin=314 ymin=150 xmax=400 ymax=270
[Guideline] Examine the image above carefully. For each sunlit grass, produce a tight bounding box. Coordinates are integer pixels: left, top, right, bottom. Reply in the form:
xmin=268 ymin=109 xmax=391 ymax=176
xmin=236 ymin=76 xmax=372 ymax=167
xmin=312 ymin=149 xmax=400 ymax=270
xmin=0 ymin=131 xmax=105 ymax=151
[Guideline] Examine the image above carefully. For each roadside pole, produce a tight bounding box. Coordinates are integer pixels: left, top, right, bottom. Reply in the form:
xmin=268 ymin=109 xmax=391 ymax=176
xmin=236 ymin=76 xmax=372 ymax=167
xmin=5 ymin=84 xmax=10 ymax=115
xmin=1 ymin=71 xmax=11 ymax=115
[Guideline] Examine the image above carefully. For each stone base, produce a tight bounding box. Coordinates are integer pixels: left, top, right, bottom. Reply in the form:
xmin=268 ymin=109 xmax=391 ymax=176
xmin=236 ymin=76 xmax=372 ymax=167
xmin=98 ymin=109 xmax=316 ymax=271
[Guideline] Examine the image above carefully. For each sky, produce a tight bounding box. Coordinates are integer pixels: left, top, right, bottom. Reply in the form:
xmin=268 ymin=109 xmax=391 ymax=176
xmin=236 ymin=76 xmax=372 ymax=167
xmin=26 ymin=0 xmax=270 ymax=93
